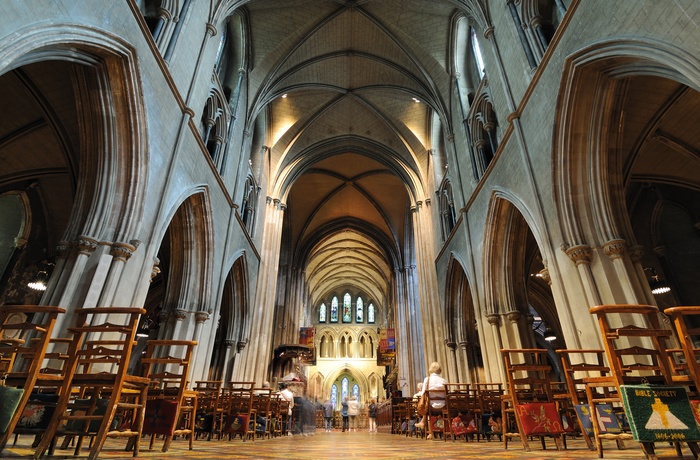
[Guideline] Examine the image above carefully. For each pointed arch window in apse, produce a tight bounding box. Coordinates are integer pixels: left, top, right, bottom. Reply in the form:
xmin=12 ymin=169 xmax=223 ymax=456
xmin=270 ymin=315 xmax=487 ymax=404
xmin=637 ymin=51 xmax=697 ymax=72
xmin=356 ymin=297 xmax=364 ymax=323
xmin=331 ymin=384 xmax=338 ymax=409
xmin=368 ymin=303 xmax=375 ymax=324
xmin=343 ymin=293 xmax=352 ymax=323
xmin=471 ymin=27 xmax=485 ymax=77
xmin=353 ymin=384 xmax=360 ymax=402
xmin=342 ymin=377 xmax=349 ymax=402
xmin=319 ymin=303 xmax=327 ymax=322
xmin=331 ymin=297 xmax=339 ymax=323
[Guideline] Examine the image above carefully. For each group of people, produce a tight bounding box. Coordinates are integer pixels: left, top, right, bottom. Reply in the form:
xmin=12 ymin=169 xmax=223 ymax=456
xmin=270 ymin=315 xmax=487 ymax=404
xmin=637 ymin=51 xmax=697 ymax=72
xmin=319 ymin=395 xmax=378 ymax=433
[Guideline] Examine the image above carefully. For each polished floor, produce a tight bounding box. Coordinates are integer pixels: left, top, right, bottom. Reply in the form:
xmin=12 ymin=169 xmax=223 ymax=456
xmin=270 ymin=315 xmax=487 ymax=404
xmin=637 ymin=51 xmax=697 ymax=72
xmin=3 ymin=429 xmax=699 ymax=460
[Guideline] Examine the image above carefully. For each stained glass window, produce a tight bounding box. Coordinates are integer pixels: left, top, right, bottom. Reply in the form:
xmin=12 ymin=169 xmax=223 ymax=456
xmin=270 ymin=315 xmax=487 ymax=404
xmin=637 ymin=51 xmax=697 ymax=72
xmin=330 ymin=297 xmax=339 ymax=322
xmin=368 ymin=303 xmax=375 ymax=323
xmin=342 ymin=377 xmax=349 ymax=402
xmin=356 ymin=297 xmax=363 ymax=323
xmin=353 ymin=384 xmax=360 ymax=402
xmin=331 ymin=384 xmax=338 ymax=409
xmin=342 ymin=293 xmax=352 ymax=323
xmin=319 ymin=303 xmax=326 ymax=322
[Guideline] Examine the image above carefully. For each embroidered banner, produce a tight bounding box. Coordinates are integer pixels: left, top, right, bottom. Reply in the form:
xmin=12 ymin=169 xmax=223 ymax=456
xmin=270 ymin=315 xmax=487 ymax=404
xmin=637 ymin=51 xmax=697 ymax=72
xmin=620 ymin=385 xmax=700 ymax=442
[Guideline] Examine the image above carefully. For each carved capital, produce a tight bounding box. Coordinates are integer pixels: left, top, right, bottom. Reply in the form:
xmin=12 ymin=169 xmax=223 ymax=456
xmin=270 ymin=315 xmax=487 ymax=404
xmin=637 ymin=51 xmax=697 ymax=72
xmin=150 ymin=258 xmax=161 ymax=282
xmin=195 ymin=311 xmax=210 ymax=324
xmin=629 ymin=245 xmax=645 ymax=262
xmin=76 ymin=236 xmax=99 ymax=256
xmin=205 ymin=23 xmax=217 ymax=36
xmin=444 ymin=340 xmax=457 ymax=350
xmin=237 ymin=340 xmax=248 ymax=352
xmin=458 ymin=341 xmax=469 ymax=351
xmin=565 ymin=244 xmax=592 ymax=266
xmin=539 ymin=267 xmax=551 ymax=285
xmin=484 ymin=26 xmax=495 ymax=39
xmin=56 ymin=241 xmax=71 ymax=257
xmin=110 ymin=241 xmax=137 ymax=262
xmin=505 ymin=310 xmax=521 ymax=323
xmin=653 ymin=245 xmax=667 ymax=257
xmin=486 ymin=313 xmax=501 ymax=327
xmin=158 ymin=310 xmax=170 ymax=323
xmin=14 ymin=237 xmax=27 ymax=249
xmin=603 ymin=239 xmax=626 ymax=260
xmin=173 ymin=309 xmax=188 ymax=321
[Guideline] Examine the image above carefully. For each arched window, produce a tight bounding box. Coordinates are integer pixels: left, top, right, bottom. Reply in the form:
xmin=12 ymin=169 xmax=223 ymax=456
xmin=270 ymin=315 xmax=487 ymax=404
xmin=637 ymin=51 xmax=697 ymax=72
xmin=438 ymin=180 xmax=457 ymax=241
xmin=200 ymin=88 xmax=229 ymax=173
xmin=352 ymin=384 xmax=360 ymax=402
xmin=471 ymin=27 xmax=485 ymax=78
xmin=319 ymin=303 xmax=327 ymax=322
xmin=341 ymin=377 xmax=349 ymax=402
xmin=331 ymin=384 xmax=338 ymax=409
xmin=342 ymin=293 xmax=352 ymax=323
xmin=368 ymin=303 xmax=375 ymax=324
xmin=356 ymin=297 xmax=364 ymax=323
xmin=469 ymin=89 xmax=499 ymax=177
xmin=240 ymin=176 xmax=258 ymax=234
xmin=330 ymin=297 xmax=339 ymax=322
xmin=340 ymin=332 xmax=353 ymax=358
xmin=214 ymin=28 xmax=227 ymax=77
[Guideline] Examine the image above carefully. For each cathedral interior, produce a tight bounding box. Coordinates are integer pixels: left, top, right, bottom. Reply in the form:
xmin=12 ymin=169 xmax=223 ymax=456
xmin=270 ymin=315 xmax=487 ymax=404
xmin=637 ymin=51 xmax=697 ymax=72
xmin=1 ymin=0 xmax=700 ymax=412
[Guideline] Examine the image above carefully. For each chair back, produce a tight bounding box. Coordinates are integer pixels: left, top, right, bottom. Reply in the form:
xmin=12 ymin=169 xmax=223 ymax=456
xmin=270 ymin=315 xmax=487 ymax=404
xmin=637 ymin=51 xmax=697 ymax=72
xmin=589 ymin=304 xmax=674 ymax=387
xmin=664 ymin=306 xmax=700 ymax=390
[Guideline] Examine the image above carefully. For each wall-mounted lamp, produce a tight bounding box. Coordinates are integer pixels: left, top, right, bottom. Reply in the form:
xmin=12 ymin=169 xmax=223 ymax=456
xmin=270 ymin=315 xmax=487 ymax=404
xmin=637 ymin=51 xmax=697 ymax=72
xmin=644 ymin=267 xmax=671 ymax=295
xmin=136 ymin=318 xmax=157 ymax=338
xmin=543 ymin=325 xmax=557 ymax=342
xmin=27 ymin=262 xmax=55 ymax=291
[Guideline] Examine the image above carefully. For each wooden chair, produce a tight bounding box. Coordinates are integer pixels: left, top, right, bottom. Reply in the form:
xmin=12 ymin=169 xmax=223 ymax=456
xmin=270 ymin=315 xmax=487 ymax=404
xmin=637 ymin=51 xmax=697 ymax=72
xmin=422 ymin=385 xmax=447 ymax=440
xmin=193 ymin=380 xmax=223 ymax=440
xmin=556 ymin=349 xmax=610 ymax=450
xmin=140 ymin=339 xmax=198 ymax=452
xmin=404 ymin=397 xmax=420 ymax=437
xmin=222 ymin=382 xmax=255 ymax=441
xmin=0 ymin=305 xmax=65 ymax=452
xmin=664 ymin=306 xmax=700 ymax=391
xmin=252 ymin=388 xmax=273 ymax=439
xmin=443 ymin=383 xmax=480 ymax=442
xmin=33 ymin=307 xmax=150 ymax=460
xmin=501 ymin=348 xmax=565 ymax=452
xmin=473 ymin=382 xmax=503 ymax=441
xmin=587 ymin=304 xmax=700 ymax=460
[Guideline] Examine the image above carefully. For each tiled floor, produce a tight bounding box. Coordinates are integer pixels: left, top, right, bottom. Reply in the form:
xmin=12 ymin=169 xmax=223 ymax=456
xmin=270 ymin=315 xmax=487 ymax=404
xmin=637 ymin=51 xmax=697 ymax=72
xmin=2 ymin=430 xmax=697 ymax=459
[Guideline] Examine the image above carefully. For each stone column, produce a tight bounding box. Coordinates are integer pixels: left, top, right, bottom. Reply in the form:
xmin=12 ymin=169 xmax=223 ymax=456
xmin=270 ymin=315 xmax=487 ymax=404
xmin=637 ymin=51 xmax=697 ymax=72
xmin=564 ymin=244 xmax=601 ymax=307
xmin=234 ymin=198 xmax=286 ymax=383
xmin=486 ymin=313 xmax=505 ymax=384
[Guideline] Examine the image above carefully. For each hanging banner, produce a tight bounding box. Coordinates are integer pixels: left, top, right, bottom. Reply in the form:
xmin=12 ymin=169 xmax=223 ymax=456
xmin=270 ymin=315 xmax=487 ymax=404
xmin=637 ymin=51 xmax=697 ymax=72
xmin=299 ymin=327 xmax=315 ymax=346
xmin=379 ymin=328 xmax=395 ymax=351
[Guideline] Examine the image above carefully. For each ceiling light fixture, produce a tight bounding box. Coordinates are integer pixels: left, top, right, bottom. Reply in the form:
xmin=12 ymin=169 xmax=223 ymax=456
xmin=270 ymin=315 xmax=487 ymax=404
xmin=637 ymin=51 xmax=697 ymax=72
xmin=27 ymin=262 xmax=55 ymax=291
xmin=644 ymin=267 xmax=671 ymax=295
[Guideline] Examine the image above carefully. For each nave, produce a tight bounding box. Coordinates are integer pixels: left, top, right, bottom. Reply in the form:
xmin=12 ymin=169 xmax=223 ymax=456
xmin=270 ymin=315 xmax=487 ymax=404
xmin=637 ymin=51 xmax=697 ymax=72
xmin=1 ymin=431 xmax=695 ymax=460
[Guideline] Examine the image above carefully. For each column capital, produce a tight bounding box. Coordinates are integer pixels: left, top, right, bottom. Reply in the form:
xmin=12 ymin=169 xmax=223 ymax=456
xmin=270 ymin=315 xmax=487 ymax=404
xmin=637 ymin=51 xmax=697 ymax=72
xmin=603 ymin=239 xmax=626 ymax=261
xmin=76 ymin=236 xmax=99 ymax=256
xmin=563 ymin=244 xmax=592 ymax=266
xmin=486 ymin=313 xmax=501 ymax=327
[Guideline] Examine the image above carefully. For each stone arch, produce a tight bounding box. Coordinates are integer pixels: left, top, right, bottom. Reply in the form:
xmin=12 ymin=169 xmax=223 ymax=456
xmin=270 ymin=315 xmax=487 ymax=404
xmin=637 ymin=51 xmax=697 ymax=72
xmin=555 ymin=38 xmax=700 ymax=250
xmin=482 ymin=191 xmax=557 ymax=348
xmin=151 ymin=188 xmax=215 ymax=342
xmin=0 ymin=23 xmax=148 ymax=244
xmin=554 ymin=38 xmax=700 ymax=308
xmin=444 ymin=255 xmax=482 ymax=383
xmin=0 ymin=23 xmax=148 ymax=317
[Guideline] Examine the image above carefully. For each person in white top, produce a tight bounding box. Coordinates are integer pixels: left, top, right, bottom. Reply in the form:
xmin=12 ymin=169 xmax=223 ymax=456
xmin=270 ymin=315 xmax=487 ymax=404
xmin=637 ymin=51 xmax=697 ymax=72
xmin=279 ymin=382 xmax=295 ymax=435
xmin=415 ymin=361 xmax=447 ymax=439
xmin=347 ymin=395 xmax=360 ymax=432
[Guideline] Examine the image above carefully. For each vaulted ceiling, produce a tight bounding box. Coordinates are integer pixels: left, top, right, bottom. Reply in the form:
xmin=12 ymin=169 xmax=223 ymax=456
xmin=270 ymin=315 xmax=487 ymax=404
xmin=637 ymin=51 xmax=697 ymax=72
xmin=241 ymin=0 xmax=464 ymax=308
